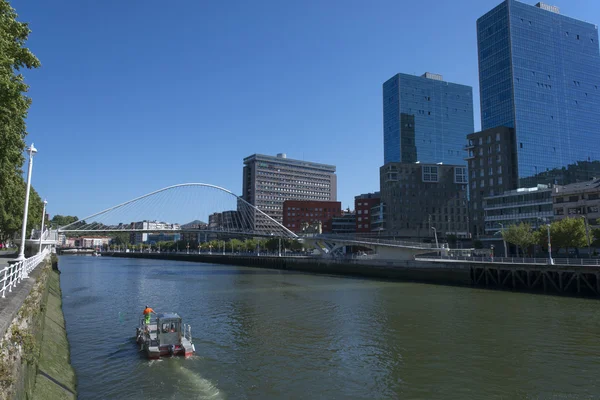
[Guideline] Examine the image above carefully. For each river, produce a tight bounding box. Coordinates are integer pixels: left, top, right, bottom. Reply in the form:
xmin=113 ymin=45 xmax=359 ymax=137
xmin=58 ymin=255 xmax=600 ymax=399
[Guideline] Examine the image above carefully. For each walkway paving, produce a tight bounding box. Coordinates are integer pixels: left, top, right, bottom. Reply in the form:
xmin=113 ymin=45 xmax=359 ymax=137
xmin=0 ymin=251 xmax=42 ymax=338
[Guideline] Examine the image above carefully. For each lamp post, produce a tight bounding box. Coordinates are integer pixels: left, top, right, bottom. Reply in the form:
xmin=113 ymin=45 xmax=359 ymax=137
xmin=38 ymin=199 xmax=47 ymax=253
xmin=546 ymin=222 xmax=554 ymax=265
xmin=498 ymin=222 xmax=508 ymax=258
xmin=581 ymin=216 xmax=592 ymax=258
xmin=16 ymin=144 xmax=37 ymax=262
xmin=278 ymin=237 xmax=282 ymax=257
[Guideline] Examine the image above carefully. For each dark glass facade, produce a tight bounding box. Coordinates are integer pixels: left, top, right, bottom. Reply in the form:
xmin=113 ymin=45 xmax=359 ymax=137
xmin=478 ymin=0 xmax=600 ymax=187
xmin=383 ymin=73 xmax=474 ymax=165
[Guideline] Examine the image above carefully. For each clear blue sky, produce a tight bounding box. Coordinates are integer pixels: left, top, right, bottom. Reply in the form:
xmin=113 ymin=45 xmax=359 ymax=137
xmin=11 ymin=0 xmax=600 ymax=219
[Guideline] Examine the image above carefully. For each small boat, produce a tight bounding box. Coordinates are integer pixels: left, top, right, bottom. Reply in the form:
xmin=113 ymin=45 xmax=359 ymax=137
xmin=135 ymin=312 xmax=195 ymax=359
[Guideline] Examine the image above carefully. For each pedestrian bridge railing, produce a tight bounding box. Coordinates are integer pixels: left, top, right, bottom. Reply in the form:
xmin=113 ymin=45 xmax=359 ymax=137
xmin=0 ymin=248 xmax=50 ymax=298
xmin=416 ymin=255 xmax=600 ymax=266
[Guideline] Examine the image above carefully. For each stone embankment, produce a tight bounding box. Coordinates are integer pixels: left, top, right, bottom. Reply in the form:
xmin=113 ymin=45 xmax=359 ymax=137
xmin=0 ymin=254 xmax=76 ymax=399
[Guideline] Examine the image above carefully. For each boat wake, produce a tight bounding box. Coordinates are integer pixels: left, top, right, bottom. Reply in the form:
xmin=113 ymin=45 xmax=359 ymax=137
xmin=179 ymin=366 xmax=224 ymax=400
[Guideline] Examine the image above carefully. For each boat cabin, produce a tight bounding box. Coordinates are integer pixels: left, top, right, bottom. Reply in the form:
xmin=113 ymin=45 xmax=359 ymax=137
xmin=157 ymin=313 xmax=182 ymax=346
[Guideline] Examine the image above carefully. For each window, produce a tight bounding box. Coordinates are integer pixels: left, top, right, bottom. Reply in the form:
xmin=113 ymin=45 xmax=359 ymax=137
xmin=568 ymin=196 xmax=579 ymax=202
xmin=357 ymin=224 xmax=362 ymax=229
xmin=496 ymin=133 xmax=500 ymax=141
xmin=588 ymin=206 xmax=599 ymax=213
xmin=496 ymin=155 xmax=501 ymax=163
xmin=480 ymin=170 xmax=484 ymax=177
xmin=555 ymin=209 xmax=564 ymax=216
xmin=479 ymin=148 xmax=483 ymax=156
xmin=568 ymin=208 xmax=580 ymax=215
xmin=489 ymin=178 xmax=494 ymax=186
xmin=497 ymin=165 xmax=502 ymax=174
xmin=588 ymin=194 xmax=599 ymax=200
xmin=422 ymin=166 xmax=439 ymax=182
xmin=479 ymin=137 xmax=483 ymax=145
xmin=480 ymin=180 xmax=485 ymax=188
xmin=364 ymin=209 xmax=369 ymax=214
xmin=498 ymin=177 xmax=503 ymax=185
xmin=486 ymin=136 xmax=491 ymax=144
xmin=496 ymin=144 xmax=501 ymax=152
xmin=454 ymin=167 xmax=467 ymax=183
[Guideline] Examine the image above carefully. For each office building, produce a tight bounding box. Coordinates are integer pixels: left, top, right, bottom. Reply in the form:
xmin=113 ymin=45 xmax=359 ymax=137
xmin=331 ymin=213 xmax=357 ymax=234
xmin=465 ymin=126 xmax=518 ymax=236
xmin=477 ymin=1 xmax=600 ymax=187
xmin=379 ymin=162 xmax=469 ymax=239
xmin=483 ymin=185 xmax=553 ymax=237
xmin=242 ymin=153 xmax=337 ymax=227
xmin=354 ymin=192 xmax=381 ymax=233
xmin=383 ymin=72 xmax=474 ymax=165
xmin=282 ymin=200 xmax=342 ymax=233
xmin=553 ymin=178 xmax=600 ymax=229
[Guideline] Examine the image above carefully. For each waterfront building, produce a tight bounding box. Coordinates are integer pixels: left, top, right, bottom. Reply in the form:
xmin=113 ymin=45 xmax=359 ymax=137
xmin=331 ymin=212 xmax=356 ymax=234
xmin=354 ymin=192 xmax=380 ymax=233
xmin=477 ymin=1 xmax=600 ymax=187
xmin=379 ymin=162 xmax=469 ymax=239
xmin=242 ymin=154 xmax=337 ymax=229
xmin=383 ymin=72 xmax=474 ymax=166
xmin=483 ymin=185 xmax=553 ymax=237
xmin=129 ymin=220 xmax=180 ymax=244
xmin=282 ymin=200 xmax=341 ymax=233
xmin=465 ymin=126 xmax=518 ymax=236
xmin=552 ymin=178 xmax=600 ymax=229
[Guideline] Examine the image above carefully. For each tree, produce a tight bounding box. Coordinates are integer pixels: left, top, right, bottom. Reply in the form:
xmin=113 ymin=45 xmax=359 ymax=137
xmin=503 ymin=223 xmax=536 ymax=256
xmin=50 ymin=215 xmax=79 ymax=229
xmin=0 ymin=1 xmax=41 ymax=242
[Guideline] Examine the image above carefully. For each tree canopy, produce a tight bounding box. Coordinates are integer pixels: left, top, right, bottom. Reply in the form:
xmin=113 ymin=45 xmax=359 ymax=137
xmin=0 ymin=1 xmax=41 ymax=242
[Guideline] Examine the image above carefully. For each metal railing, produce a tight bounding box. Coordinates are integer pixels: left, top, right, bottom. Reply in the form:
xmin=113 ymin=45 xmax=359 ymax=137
xmin=415 ymin=255 xmax=600 ymax=266
xmin=303 ymin=234 xmax=437 ymax=249
xmin=0 ymin=248 xmax=50 ymax=298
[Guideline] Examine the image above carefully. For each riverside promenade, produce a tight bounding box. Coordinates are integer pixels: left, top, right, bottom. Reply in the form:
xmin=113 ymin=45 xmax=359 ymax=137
xmin=102 ymin=251 xmax=600 ymax=298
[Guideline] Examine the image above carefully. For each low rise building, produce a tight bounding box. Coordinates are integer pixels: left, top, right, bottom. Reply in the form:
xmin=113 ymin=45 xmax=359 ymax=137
xmin=331 ymin=212 xmax=356 ymax=234
xmin=282 ymin=200 xmax=342 ymax=233
xmin=129 ymin=220 xmax=180 ymax=244
xmin=380 ymin=162 xmax=469 ymax=239
xmin=483 ymin=185 xmax=553 ymax=236
xmin=354 ymin=192 xmax=380 ymax=233
xmin=553 ymin=178 xmax=600 ymax=229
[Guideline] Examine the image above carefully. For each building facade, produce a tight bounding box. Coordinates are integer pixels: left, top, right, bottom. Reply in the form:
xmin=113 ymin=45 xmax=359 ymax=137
xmin=465 ymin=126 xmax=518 ymax=236
xmin=331 ymin=213 xmax=357 ymax=234
xmin=552 ymin=178 xmax=600 ymax=229
xmin=242 ymin=153 xmax=337 ymax=226
xmin=129 ymin=220 xmax=180 ymax=244
xmin=477 ymin=1 xmax=600 ymax=187
xmin=383 ymin=72 xmax=474 ymax=165
xmin=483 ymin=185 xmax=553 ymax=237
xmin=282 ymin=200 xmax=342 ymax=233
xmin=354 ymin=192 xmax=380 ymax=233
xmin=380 ymin=163 xmax=469 ymax=239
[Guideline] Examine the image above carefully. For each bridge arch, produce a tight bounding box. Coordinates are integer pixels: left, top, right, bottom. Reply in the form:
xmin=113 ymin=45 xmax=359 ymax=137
xmin=58 ymin=183 xmax=298 ymax=239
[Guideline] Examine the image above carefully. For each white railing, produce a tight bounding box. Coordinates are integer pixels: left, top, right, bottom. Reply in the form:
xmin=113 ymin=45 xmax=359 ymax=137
xmin=415 ymin=255 xmax=600 ymax=266
xmin=0 ymin=248 xmax=50 ymax=298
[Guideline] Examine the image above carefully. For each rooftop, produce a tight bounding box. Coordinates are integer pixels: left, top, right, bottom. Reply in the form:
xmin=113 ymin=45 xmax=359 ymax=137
xmin=555 ymin=178 xmax=600 ymax=192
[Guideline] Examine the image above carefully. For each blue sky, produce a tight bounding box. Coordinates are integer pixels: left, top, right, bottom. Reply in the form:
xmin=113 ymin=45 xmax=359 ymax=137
xmin=11 ymin=0 xmax=600 ymax=219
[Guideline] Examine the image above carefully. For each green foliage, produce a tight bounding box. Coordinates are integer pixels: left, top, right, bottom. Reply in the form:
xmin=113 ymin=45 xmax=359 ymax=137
xmin=50 ymin=215 xmax=78 ymax=229
xmin=535 ymin=217 xmax=590 ymax=254
xmin=502 ymin=223 xmax=536 ymax=255
xmin=0 ymin=1 xmax=41 ymax=243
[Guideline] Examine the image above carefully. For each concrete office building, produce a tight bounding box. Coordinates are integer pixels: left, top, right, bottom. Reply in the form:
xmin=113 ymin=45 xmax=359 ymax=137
xmin=379 ymin=162 xmax=469 ymax=239
xmin=242 ymin=154 xmax=337 ymax=228
xmin=465 ymin=126 xmax=518 ymax=236
xmin=553 ymin=178 xmax=600 ymax=229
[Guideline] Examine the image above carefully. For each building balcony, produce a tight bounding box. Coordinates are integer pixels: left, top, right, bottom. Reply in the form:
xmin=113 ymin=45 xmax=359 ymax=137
xmin=484 ymin=211 xmax=554 ymax=222
xmin=484 ymin=200 xmax=552 ymax=211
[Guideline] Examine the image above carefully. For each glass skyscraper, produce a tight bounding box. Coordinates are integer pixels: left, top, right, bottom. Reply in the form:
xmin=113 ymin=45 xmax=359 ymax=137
xmin=478 ymin=1 xmax=600 ymax=186
xmin=383 ymin=72 xmax=474 ymax=165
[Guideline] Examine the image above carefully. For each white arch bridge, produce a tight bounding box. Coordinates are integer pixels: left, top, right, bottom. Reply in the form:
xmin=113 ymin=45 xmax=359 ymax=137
xmin=56 ymin=183 xmax=439 ymax=260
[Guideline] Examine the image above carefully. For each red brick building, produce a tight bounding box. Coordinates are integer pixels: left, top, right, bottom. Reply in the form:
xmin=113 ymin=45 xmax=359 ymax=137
xmin=282 ymin=200 xmax=342 ymax=233
xmin=354 ymin=192 xmax=380 ymax=233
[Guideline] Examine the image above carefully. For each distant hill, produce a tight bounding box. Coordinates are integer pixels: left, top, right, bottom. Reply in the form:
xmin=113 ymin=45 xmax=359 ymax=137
xmin=181 ymin=220 xmax=207 ymax=228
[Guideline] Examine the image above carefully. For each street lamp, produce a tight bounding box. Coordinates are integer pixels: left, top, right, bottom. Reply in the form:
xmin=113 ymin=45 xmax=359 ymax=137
xmin=38 ymin=199 xmax=47 ymax=253
xmin=16 ymin=143 xmax=37 ymax=263
xmin=498 ymin=222 xmax=508 ymax=258
xmin=581 ymin=216 xmax=592 ymax=258
xmin=538 ymin=217 xmax=554 ymax=265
